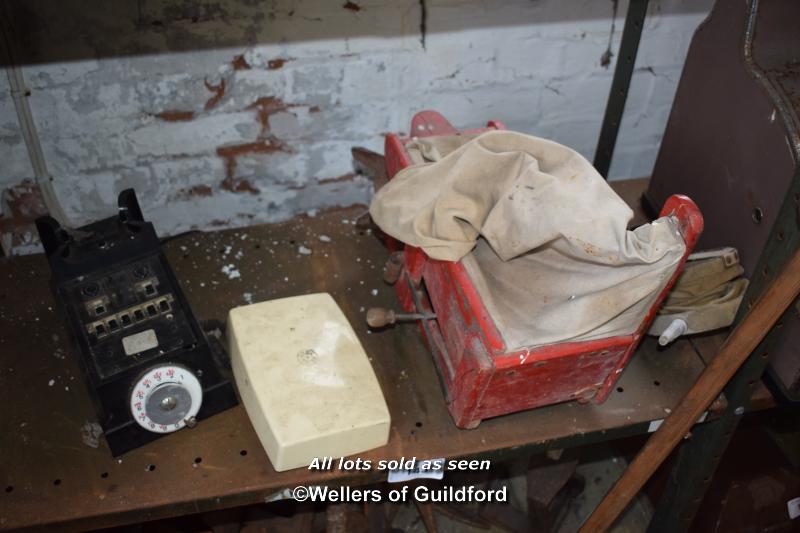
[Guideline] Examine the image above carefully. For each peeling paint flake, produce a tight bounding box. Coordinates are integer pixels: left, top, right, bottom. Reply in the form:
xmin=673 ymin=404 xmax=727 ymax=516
xmin=221 ymin=264 xmax=241 ymax=280
xmin=214 ymin=95 xmax=299 ymax=194
xmin=247 ymin=96 xmax=291 ymax=134
xmin=80 ymin=422 xmax=103 ymax=448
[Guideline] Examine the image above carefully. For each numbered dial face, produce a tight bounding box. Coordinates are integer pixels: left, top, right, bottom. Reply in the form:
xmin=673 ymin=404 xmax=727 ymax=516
xmin=130 ymin=365 xmax=203 ymax=433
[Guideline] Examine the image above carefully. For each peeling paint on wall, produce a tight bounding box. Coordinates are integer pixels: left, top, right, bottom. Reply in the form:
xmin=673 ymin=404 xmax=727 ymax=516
xmin=0 ymin=0 xmax=714 ymax=237
xmin=267 ymin=58 xmax=291 ymax=70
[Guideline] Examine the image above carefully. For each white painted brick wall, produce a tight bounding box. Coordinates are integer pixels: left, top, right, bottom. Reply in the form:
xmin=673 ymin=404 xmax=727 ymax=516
xmin=0 ymin=77 xmax=35 ymax=198
xmin=0 ymin=0 xmax=712 ymax=234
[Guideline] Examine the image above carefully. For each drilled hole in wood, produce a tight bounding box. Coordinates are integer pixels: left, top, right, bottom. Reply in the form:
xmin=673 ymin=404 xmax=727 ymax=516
xmin=5 ymin=486 xmax=12 ymax=493
xmin=53 ymin=479 xmax=61 ymax=486
xmin=751 ymin=207 xmax=763 ymax=224
xmin=146 ymin=464 xmax=156 ymax=472
xmin=240 ymin=450 xmax=248 ymax=456
xmin=616 ymin=386 xmax=624 ymax=393
xmin=100 ymin=472 xmax=109 ymax=479
xmin=415 ymin=422 xmax=423 ymax=428
xmin=653 ymin=380 xmax=661 ymax=386
xmin=194 ymin=457 xmax=202 ymax=465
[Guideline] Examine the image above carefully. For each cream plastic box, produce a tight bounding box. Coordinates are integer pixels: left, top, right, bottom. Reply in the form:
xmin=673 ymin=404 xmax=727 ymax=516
xmin=227 ymin=293 xmax=391 ymax=471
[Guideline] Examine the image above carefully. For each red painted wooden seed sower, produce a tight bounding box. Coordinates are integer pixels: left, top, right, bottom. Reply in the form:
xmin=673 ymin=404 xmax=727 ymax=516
xmin=379 ymin=110 xmax=704 ymax=429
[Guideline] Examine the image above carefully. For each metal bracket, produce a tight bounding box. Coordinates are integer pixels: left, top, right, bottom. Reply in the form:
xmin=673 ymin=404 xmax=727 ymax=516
xmin=405 ymin=272 xmax=453 ymax=402
xmin=593 ymin=0 xmax=650 ymax=178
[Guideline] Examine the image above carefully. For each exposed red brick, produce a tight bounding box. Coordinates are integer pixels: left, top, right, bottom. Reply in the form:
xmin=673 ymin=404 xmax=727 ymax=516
xmin=203 ymin=78 xmax=226 ymax=111
xmin=247 ymin=96 xmax=289 ymax=115
xmin=267 ymin=58 xmax=290 ymax=70
xmin=318 ymin=172 xmax=357 ymax=185
xmin=185 ymin=184 xmax=213 ymax=197
xmin=0 ymin=179 xmax=49 ymax=253
xmin=217 ymin=139 xmax=288 ymax=195
xmin=231 ymin=54 xmax=251 ymax=70
xmin=154 ymin=110 xmax=195 ymax=122
xmin=214 ymin=95 xmax=300 ymax=195
xmin=221 ymin=176 xmax=260 ymax=195
xmin=247 ymin=96 xmax=290 ymax=135
xmin=343 ymin=1 xmax=361 ymax=11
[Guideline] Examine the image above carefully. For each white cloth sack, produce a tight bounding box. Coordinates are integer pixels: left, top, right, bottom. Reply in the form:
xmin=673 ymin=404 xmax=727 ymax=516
xmin=370 ymin=130 xmax=686 ymax=350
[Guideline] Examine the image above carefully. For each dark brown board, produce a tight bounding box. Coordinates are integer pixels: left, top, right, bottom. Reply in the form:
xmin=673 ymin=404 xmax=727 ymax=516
xmin=0 ymin=180 xmax=734 ymax=530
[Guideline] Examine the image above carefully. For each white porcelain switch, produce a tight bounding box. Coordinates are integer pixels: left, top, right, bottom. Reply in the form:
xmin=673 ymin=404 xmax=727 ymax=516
xmin=228 ymin=293 xmax=390 ymax=471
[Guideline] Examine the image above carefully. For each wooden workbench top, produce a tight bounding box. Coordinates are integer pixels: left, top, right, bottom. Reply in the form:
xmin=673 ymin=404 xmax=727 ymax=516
xmin=0 ymin=183 xmax=718 ymax=530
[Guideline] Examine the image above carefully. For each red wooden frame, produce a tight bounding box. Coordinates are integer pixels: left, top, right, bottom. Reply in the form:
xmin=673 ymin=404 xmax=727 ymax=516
xmin=383 ymin=110 xmax=704 ymax=428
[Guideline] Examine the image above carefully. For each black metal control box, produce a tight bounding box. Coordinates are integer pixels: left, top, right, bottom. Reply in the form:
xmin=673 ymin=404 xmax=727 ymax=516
xmin=36 ymin=189 xmax=237 ymax=456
